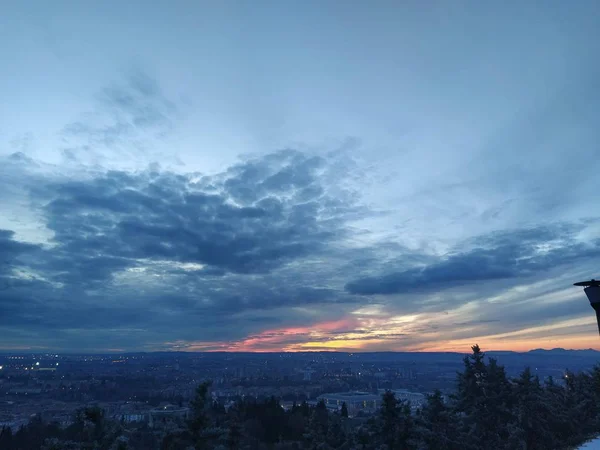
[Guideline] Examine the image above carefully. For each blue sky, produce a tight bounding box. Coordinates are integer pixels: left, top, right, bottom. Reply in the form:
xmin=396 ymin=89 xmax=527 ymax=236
xmin=1 ymin=0 xmax=600 ymax=352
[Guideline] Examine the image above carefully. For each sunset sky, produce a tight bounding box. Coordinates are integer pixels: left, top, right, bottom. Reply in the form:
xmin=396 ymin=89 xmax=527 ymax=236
xmin=1 ymin=1 xmax=600 ymax=353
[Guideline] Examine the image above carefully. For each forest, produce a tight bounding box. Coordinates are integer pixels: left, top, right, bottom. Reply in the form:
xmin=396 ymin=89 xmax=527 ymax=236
xmin=1 ymin=345 xmax=600 ymax=450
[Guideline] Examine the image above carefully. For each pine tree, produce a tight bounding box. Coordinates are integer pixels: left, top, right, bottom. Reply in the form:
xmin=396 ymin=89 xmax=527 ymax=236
xmin=188 ymin=381 xmax=214 ymax=449
xmin=562 ymin=370 xmax=597 ymax=445
xmin=310 ymin=399 xmax=330 ymax=443
xmin=326 ymin=415 xmax=347 ymax=448
xmin=226 ymin=420 xmax=241 ymax=450
xmin=512 ymin=367 xmax=554 ymax=450
xmin=380 ymin=390 xmax=399 ymax=450
xmin=356 ymin=426 xmax=371 ymax=450
xmin=0 ymin=426 xmax=13 ymax=449
xmin=483 ymin=357 xmax=515 ymax=448
xmin=377 ymin=390 xmax=418 ymax=450
xmin=542 ymin=375 xmax=572 ymax=446
xmin=452 ymin=345 xmax=516 ymax=449
xmin=396 ymin=400 xmax=418 ymax=450
xmin=453 ymin=344 xmax=488 ymax=449
xmin=418 ymin=390 xmax=462 ymax=450
xmin=340 ymin=402 xmax=349 ymax=418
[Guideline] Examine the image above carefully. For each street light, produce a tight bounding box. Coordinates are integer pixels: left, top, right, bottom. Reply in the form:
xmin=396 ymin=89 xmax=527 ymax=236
xmin=574 ymin=279 xmax=600 ymax=335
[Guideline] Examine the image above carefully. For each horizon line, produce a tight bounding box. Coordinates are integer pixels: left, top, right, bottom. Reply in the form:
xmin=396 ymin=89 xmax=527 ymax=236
xmin=1 ymin=347 xmax=598 ymax=355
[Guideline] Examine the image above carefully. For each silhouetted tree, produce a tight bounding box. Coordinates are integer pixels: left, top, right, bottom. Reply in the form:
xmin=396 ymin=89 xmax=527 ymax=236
xmin=418 ymin=390 xmax=462 ymax=450
xmin=188 ymin=381 xmax=214 ymax=449
xmin=340 ymin=402 xmax=348 ymax=418
xmin=0 ymin=426 xmax=13 ymax=449
xmin=512 ymin=367 xmax=554 ymax=450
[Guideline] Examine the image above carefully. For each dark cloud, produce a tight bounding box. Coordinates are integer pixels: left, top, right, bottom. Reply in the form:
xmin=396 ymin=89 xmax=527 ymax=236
xmin=0 ymin=229 xmax=37 ymax=255
xmin=1 ymin=146 xmax=599 ymax=351
xmin=40 ymin=150 xmax=353 ymax=276
xmin=345 ymin=223 xmax=600 ymax=295
xmin=0 ymin=229 xmax=40 ymax=280
xmin=0 ymin=150 xmax=366 ymax=349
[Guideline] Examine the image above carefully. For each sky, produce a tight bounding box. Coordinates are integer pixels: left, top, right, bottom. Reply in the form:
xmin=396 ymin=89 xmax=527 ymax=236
xmin=1 ymin=1 xmax=600 ymax=353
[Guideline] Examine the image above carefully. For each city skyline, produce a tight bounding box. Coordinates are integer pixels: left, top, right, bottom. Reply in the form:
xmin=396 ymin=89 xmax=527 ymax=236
xmin=1 ymin=0 xmax=600 ymax=353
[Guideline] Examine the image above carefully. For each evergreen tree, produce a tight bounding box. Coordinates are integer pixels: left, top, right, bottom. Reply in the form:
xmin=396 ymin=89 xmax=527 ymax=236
xmin=380 ymin=390 xmax=399 ymax=450
xmin=396 ymin=400 xmax=418 ymax=450
xmin=226 ymin=419 xmax=241 ymax=450
xmin=188 ymin=381 xmax=214 ymax=449
xmin=542 ymin=375 xmax=572 ymax=445
xmin=483 ymin=357 xmax=515 ymax=448
xmin=326 ymin=415 xmax=347 ymax=448
xmin=377 ymin=390 xmax=417 ymax=450
xmin=418 ymin=390 xmax=462 ymax=450
xmin=355 ymin=426 xmax=371 ymax=450
xmin=562 ymin=370 xmax=598 ymax=445
xmin=512 ymin=367 xmax=553 ymax=450
xmin=340 ymin=402 xmax=348 ymax=418
xmin=307 ymin=399 xmax=330 ymax=446
xmin=0 ymin=426 xmax=13 ymax=449
xmin=453 ymin=345 xmax=516 ymax=449
xmin=287 ymin=406 xmax=308 ymax=441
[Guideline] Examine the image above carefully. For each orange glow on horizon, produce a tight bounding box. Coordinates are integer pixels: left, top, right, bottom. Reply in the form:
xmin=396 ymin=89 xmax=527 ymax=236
xmin=165 ymin=313 xmax=600 ymax=353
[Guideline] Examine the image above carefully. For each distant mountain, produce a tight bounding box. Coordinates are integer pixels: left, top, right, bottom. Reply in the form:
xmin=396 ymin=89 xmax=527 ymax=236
xmin=528 ymin=348 xmax=599 ymax=355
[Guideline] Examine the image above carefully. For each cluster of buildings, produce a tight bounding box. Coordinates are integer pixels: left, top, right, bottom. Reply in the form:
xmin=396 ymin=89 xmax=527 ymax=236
xmin=111 ymin=402 xmax=190 ymax=427
xmin=317 ymin=389 xmax=426 ymax=415
xmin=1 ymin=351 xmax=475 ymax=430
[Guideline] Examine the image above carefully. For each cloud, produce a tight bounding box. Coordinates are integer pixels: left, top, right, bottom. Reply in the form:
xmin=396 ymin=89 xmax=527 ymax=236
xmin=168 ymin=317 xmax=409 ymax=352
xmin=345 ymin=223 xmax=600 ymax=295
xmin=40 ymin=149 xmax=358 ymax=276
xmin=59 ymin=68 xmax=179 ymax=166
xmin=1 ymin=146 xmax=599 ymax=352
xmin=2 ymin=0 xmax=599 ymax=353
xmin=0 ymin=229 xmax=41 ymax=282
xmin=0 ymin=150 xmax=368 ymax=349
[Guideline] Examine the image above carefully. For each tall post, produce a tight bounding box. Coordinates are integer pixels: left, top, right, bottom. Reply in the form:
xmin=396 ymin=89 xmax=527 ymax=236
xmin=584 ymin=286 xmax=600 ymax=336
xmin=574 ymin=280 xmax=600 ymax=336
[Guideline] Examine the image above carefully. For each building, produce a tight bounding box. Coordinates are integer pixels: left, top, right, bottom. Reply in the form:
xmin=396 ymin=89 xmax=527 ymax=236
xmin=115 ymin=413 xmax=146 ymax=423
xmin=383 ymin=389 xmax=426 ymax=409
xmin=148 ymin=404 xmax=190 ymax=428
xmin=317 ymin=389 xmax=426 ymax=416
xmin=303 ymin=369 xmax=314 ymax=381
xmin=317 ymin=392 xmax=380 ymax=414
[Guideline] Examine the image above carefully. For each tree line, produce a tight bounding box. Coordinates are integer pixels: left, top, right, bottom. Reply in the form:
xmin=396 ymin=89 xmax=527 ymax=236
xmin=1 ymin=345 xmax=600 ymax=449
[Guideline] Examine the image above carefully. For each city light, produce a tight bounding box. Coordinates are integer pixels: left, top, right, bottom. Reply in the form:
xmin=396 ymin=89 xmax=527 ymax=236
xmin=0 ymin=365 xmax=3 ymax=370
xmin=35 ymin=362 xmax=40 ymax=366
